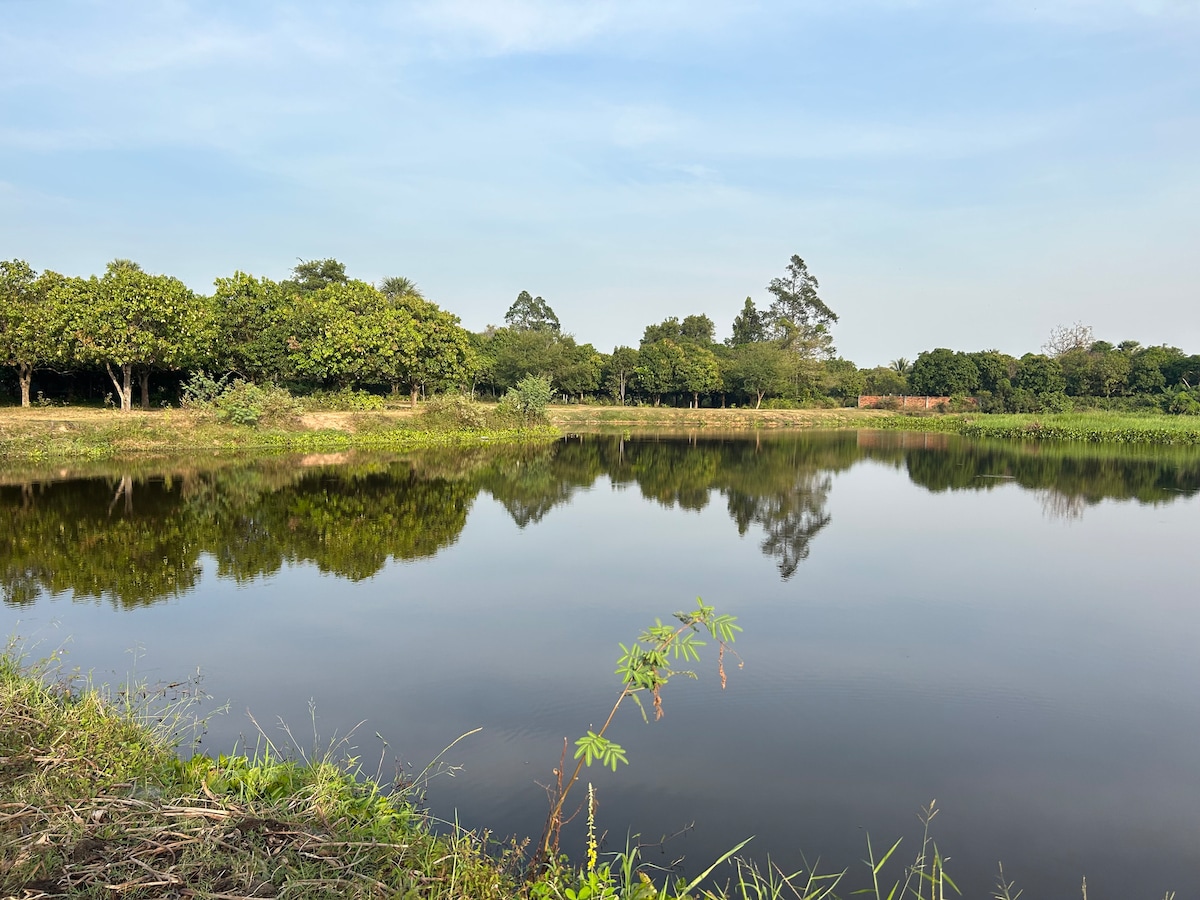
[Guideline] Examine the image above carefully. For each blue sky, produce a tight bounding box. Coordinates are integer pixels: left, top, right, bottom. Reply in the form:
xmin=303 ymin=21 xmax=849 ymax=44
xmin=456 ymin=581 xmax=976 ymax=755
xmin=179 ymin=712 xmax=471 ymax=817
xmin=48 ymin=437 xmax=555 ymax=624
xmin=2 ymin=0 xmax=1197 ymax=365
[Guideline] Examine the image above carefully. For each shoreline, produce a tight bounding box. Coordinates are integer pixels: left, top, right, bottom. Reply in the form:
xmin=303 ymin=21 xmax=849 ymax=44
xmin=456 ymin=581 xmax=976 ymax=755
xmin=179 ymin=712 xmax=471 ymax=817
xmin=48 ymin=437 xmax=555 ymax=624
xmin=2 ymin=405 xmax=1199 ymax=464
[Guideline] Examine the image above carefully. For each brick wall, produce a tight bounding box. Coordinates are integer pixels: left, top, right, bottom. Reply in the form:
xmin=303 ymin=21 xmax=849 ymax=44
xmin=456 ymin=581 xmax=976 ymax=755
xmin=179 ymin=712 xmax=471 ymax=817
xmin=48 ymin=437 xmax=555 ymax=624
xmin=858 ymin=395 xmax=959 ymax=409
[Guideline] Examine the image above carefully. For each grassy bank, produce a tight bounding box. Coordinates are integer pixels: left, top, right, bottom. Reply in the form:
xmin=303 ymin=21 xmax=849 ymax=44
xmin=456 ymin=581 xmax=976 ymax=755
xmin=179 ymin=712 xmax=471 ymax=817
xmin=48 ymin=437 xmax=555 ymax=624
xmin=1 ymin=649 xmax=1011 ymax=900
xmin=547 ymin=405 xmax=888 ymax=430
xmin=0 ymin=407 xmax=559 ymax=462
xmin=869 ymin=410 xmax=1200 ymax=445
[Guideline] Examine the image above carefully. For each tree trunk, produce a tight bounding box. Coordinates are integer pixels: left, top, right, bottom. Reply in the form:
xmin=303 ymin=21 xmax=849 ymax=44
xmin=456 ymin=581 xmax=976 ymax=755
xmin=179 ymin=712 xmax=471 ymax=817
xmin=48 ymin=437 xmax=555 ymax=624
xmin=755 ymin=391 xmax=765 ymax=409
xmin=692 ymin=391 xmax=699 ymax=408
xmin=139 ymin=369 xmax=151 ymax=410
xmin=105 ymin=362 xmax=134 ymax=412
xmin=619 ymin=374 xmax=626 ymax=405
xmin=410 ymin=385 xmax=419 ymax=409
xmin=18 ymin=363 xmax=32 ymax=407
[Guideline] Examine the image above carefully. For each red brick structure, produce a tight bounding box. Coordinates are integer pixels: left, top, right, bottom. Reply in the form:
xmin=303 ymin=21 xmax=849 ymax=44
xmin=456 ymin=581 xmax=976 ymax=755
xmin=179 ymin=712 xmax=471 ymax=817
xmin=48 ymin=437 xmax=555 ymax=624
xmin=858 ymin=394 xmax=955 ymax=410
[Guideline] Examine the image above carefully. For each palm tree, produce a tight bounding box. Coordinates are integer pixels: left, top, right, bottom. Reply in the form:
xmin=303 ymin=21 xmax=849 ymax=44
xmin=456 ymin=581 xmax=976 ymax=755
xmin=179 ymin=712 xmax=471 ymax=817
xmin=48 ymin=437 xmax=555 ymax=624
xmin=379 ymin=275 xmax=423 ymax=301
xmin=889 ymin=357 xmax=911 ymax=376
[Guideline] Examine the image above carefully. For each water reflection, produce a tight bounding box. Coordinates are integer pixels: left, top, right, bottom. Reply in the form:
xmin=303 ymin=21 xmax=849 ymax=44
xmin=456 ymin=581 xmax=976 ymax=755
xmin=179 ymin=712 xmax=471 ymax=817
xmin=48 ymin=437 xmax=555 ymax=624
xmin=3 ymin=431 xmax=1200 ymax=606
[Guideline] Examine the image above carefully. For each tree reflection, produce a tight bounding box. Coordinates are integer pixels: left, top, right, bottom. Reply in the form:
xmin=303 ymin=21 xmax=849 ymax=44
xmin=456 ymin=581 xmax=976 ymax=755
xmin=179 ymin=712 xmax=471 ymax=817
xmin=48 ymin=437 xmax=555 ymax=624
xmin=3 ymin=432 xmax=1199 ymax=607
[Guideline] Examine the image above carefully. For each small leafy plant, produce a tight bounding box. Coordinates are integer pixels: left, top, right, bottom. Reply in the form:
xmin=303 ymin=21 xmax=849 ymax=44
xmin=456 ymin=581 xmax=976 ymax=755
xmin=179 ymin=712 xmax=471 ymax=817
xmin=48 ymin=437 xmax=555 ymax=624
xmin=535 ymin=598 xmax=741 ymax=867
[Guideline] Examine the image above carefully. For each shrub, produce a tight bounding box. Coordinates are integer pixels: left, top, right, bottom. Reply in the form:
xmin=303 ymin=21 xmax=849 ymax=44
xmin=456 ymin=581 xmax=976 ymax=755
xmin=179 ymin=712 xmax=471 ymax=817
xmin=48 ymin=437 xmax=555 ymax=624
xmin=301 ymin=388 xmax=385 ymax=412
xmin=497 ymin=374 xmax=552 ymax=424
xmin=181 ymin=374 xmax=302 ymax=427
xmin=420 ymin=393 xmax=491 ymax=430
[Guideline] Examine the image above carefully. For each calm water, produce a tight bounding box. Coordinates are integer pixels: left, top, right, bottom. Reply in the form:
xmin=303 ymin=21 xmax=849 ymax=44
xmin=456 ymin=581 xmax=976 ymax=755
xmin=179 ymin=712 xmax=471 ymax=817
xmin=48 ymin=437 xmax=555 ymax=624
xmin=3 ymin=431 xmax=1200 ymax=897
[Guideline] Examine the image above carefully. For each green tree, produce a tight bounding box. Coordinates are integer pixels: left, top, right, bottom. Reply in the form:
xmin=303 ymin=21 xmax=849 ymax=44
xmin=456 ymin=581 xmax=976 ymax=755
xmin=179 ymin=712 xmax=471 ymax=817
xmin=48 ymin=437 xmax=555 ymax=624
xmin=74 ymin=261 xmax=214 ymax=411
xmin=379 ymin=275 xmax=424 ymax=301
xmin=862 ymin=365 xmax=908 ymax=396
xmin=283 ymin=258 xmax=348 ymax=294
xmin=728 ymin=341 xmax=792 ymax=408
xmin=604 ymin=346 xmax=639 ymax=405
xmin=284 ymin=280 xmax=381 ymax=388
xmin=505 ymin=291 xmax=561 ymax=333
xmin=212 ymin=272 xmax=293 ymax=383
xmin=0 ymin=260 xmax=70 ymax=407
xmin=555 ymin=341 xmax=603 ymax=402
xmin=635 ymin=339 xmax=685 ymax=405
xmin=821 ymin=357 xmax=866 ymax=403
xmin=680 ymin=314 xmax=716 ymax=344
xmin=766 ymin=255 xmax=837 ymax=339
xmin=1088 ymin=349 xmax=1131 ymax=397
xmin=1014 ymin=353 xmax=1066 ymax=395
xmin=908 ymin=348 xmax=980 ymax=396
xmin=641 ymin=317 xmax=683 ymax=346
xmin=677 ymin=343 xmax=722 ymax=408
xmin=728 ymin=297 xmax=766 ymax=346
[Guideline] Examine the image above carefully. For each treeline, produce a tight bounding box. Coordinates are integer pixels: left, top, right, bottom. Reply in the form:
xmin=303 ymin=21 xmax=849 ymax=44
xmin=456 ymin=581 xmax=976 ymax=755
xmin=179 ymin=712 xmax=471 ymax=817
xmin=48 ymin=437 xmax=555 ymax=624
xmin=0 ymin=254 xmax=852 ymax=411
xmin=3 ymin=256 xmax=1198 ymax=413
xmin=866 ymin=322 xmax=1200 ymax=415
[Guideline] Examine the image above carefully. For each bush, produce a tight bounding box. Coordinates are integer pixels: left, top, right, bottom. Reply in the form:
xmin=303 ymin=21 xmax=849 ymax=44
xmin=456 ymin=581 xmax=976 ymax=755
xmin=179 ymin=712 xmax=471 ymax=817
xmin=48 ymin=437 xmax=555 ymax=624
xmin=302 ymin=388 xmax=385 ymax=412
xmin=420 ymin=393 xmax=491 ymax=430
xmin=180 ymin=373 xmax=301 ymax=427
xmin=497 ymin=374 xmax=552 ymax=424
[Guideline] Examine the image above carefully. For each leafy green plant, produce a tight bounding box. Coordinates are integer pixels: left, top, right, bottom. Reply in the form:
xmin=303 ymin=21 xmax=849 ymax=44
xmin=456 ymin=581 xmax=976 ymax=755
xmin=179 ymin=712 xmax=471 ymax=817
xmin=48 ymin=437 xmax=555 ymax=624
xmin=535 ymin=598 xmax=741 ymax=867
xmin=500 ymin=374 xmax=554 ymax=424
xmin=302 ymin=387 xmax=386 ymax=411
xmin=422 ymin=392 xmax=492 ymax=429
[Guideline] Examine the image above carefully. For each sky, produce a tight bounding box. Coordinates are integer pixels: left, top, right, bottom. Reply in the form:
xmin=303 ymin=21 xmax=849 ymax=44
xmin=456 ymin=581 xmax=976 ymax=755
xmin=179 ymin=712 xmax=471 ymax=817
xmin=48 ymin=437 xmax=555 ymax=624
xmin=2 ymin=0 xmax=1198 ymax=366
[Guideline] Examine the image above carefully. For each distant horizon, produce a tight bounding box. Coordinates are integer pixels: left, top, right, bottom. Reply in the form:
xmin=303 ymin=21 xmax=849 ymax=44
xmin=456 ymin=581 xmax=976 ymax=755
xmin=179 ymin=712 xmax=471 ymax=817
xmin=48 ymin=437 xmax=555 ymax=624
xmin=4 ymin=1 xmax=1197 ymax=368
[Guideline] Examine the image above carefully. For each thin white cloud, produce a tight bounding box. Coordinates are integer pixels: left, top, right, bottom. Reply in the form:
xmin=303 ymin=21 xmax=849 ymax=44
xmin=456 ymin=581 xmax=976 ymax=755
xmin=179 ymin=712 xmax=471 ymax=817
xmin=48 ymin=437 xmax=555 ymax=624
xmin=401 ymin=0 xmax=753 ymax=55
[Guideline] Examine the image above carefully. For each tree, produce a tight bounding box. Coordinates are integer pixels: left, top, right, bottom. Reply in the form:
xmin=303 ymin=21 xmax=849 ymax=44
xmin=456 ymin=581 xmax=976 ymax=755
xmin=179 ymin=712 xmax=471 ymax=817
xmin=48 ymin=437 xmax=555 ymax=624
xmin=555 ymin=340 xmax=603 ymax=402
xmin=821 ymin=357 xmax=865 ymax=403
xmin=677 ymin=343 xmax=722 ymax=408
xmin=1014 ymin=353 xmax=1066 ymax=395
xmin=728 ymin=342 xmax=792 ymax=408
xmin=766 ymin=255 xmax=837 ymax=341
xmin=680 ymin=314 xmax=716 ymax=345
xmin=74 ymin=261 xmax=214 ymax=411
xmin=641 ymin=317 xmax=683 ymax=346
xmin=635 ymin=339 xmax=685 ymax=405
xmin=212 ymin=272 xmax=293 ymax=383
xmin=728 ymin=297 xmax=766 ymax=346
xmin=505 ymin=291 xmax=561 ymax=333
xmin=862 ymin=365 xmax=908 ymax=396
xmin=379 ymin=275 xmax=424 ymax=301
xmin=284 ymin=280 xmax=381 ymax=387
xmin=908 ymin=349 xmax=980 ymax=396
xmin=1043 ymin=322 xmax=1094 ymax=358
xmin=967 ymin=350 xmax=1016 ymax=395
xmin=284 ymin=258 xmax=348 ymax=294
xmin=604 ymin=346 xmax=639 ymax=405
xmin=0 ymin=260 xmax=69 ymax=407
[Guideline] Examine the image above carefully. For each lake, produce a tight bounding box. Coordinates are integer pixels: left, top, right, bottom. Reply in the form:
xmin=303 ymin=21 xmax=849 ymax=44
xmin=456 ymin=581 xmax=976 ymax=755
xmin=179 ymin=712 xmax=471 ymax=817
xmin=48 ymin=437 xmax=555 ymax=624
xmin=3 ymin=430 xmax=1199 ymax=897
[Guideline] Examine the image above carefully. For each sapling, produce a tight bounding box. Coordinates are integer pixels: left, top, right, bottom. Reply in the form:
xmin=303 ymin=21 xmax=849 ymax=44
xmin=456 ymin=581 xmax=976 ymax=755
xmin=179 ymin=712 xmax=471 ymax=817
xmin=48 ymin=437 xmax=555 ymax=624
xmin=534 ymin=598 xmax=741 ymax=868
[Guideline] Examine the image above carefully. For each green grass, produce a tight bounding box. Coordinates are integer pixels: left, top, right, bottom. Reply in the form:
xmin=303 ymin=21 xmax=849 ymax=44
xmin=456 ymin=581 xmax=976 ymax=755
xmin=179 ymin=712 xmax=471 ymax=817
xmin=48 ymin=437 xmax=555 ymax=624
xmin=0 ymin=408 xmax=560 ymax=462
xmin=872 ymin=410 xmax=1200 ymax=445
xmin=3 ymin=648 xmax=1179 ymax=900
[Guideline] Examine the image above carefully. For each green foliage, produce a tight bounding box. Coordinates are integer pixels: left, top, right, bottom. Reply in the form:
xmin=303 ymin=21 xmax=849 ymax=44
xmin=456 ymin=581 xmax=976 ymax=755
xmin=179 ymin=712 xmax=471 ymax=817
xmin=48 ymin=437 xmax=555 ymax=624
xmin=73 ymin=261 xmax=215 ymax=411
xmin=539 ymin=599 xmax=741 ymax=864
xmin=507 ymin=290 xmax=562 ymax=333
xmin=302 ymin=387 xmax=386 ymax=411
xmin=422 ymin=393 xmax=493 ymax=429
xmin=500 ymin=374 xmax=554 ymax=423
xmin=182 ymin=373 xmax=302 ymax=427
xmin=766 ymin=254 xmax=837 ymax=335
xmin=908 ymin=349 xmax=979 ymax=397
